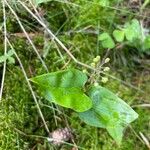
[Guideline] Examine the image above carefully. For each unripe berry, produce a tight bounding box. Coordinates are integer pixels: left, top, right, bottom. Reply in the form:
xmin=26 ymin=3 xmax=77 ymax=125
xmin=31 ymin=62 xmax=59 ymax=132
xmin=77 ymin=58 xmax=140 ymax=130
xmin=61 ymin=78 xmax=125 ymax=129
xmin=104 ymin=58 xmax=110 ymax=63
xmin=91 ymin=62 xmax=96 ymax=67
xmin=82 ymin=69 xmax=87 ymax=74
xmin=93 ymin=58 xmax=98 ymax=63
xmin=96 ymin=55 xmax=100 ymax=61
xmin=103 ymin=67 xmax=110 ymax=72
xmin=101 ymin=77 xmax=108 ymax=83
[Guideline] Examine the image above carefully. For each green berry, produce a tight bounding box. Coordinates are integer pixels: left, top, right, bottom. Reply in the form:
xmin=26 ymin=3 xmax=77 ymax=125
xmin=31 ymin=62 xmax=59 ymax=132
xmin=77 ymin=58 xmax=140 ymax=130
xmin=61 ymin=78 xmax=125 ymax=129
xmin=104 ymin=58 xmax=110 ymax=63
xmin=82 ymin=69 xmax=87 ymax=74
xmin=91 ymin=62 xmax=96 ymax=67
xmin=101 ymin=77 xmax=108 ymax=83
xmin=93 ymin=58 xmax=98 ymax=63
xmin=103 ymin=67 xmax=110 ymax=72
xmin=96 ymin=55 xmax=100 ymax=61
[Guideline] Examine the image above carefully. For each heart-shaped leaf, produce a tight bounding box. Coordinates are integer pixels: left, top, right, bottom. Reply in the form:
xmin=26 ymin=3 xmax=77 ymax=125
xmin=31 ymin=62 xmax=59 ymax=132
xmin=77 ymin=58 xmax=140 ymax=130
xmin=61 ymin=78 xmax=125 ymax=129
xmin=125 ymin=28 xmax=135 ymax=42
xmin=124 ymin=19 xmax=141 ymax=42
xmin=99 ymin=32 xmax=115 ymax=49
xmin=30 ymin=69 xmax=92 ymax=112
xmin=113 ymin=30 xmax=125 ymax=42
xmin=79 ymin=86 xmax=138 ymax=144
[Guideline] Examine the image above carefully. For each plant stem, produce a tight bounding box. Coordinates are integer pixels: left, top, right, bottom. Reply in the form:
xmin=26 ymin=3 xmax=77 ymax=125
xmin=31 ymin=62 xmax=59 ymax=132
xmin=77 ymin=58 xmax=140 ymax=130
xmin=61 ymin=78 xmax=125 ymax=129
xmin=0 ymin=0 xmax=7 ymax=101
xmin=6 ymin=38 xmax=50 ymax=134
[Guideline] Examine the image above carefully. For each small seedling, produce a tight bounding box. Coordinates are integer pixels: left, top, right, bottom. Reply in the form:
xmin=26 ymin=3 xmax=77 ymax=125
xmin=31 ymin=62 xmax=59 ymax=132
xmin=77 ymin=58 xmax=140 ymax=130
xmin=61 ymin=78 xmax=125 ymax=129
xmin=0 ymin=50 xmax=15 ymax=64
xmin=99 ymin=19 xmax=150 ymax=52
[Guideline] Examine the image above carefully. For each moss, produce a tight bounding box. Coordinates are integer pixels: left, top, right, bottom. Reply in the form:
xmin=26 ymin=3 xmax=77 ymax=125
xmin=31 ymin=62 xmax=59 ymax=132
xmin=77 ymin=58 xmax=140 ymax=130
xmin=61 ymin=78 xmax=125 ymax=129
xmin=0 ymin=1 xmax=149 ymax=149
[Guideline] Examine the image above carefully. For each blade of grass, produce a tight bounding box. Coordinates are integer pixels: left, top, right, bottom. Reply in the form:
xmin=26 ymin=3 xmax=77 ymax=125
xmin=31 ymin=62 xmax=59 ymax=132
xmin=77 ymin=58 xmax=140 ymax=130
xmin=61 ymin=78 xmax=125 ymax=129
xmin=4 ymin=0 xmax=59 ymax=126
xmin=18 ymin=0 xmax=94 ymax=70
xmin=0 ymin=0 xmax=7 ymax=101
xmin=5 ymin=0 xmax=49 ymax=72
xmin=6 ymin=37 xmax=50 ymax=134
xmin=19 ymin=0 xmax=145 ymax=93
xmin=29 ymin=1 xmax=65 ymax=60
xmin=82 ymin=0 xmax=150 ymax=19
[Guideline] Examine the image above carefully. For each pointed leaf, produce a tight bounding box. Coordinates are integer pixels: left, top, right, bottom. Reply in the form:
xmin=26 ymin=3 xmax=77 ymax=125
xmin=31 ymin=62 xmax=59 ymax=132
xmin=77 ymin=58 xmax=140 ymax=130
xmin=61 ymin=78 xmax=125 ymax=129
xmin=124 ymin=19 xmax=141 ymax=42
xmin=107 ymin=125 xmax=124 ymax=145
xmin=79 ymin=86 xmax=138 ymax=144
xmin=30 ymin=69 xmax=92 ymax=112
xmin=99 ymin=32 xmax=115 ymax=49
xmin=113 ymin=30 xmax=125 ymax=42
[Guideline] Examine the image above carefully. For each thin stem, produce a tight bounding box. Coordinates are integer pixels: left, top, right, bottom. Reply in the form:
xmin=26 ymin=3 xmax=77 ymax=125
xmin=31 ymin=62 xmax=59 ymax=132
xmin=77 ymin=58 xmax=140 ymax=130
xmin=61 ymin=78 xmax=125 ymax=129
xmin=29 ymin=1 xmax=65 ymax=61
xmin=6 ymin=38 xmax=50 ymax=134
xmin=0 ymin=0 xmax=7 ymax=101
xmin=101 ymin=72 xmax=144 ymax=93
xmin=18 ymin=0 xmax=94 ymax=70
xmin=18 ymin=0 xmax=144 ymax=93
xmin=132 ymin=103 xmax=150 ymax=108
xmin=5 ymin=0 xmax=58 ymax=126
xmin=5 ymin=0 xmax=49 ymax=72
xmin=19 ymin=0 xmax=76 ymax=60
xmin=15 ymin=128 xmax=85 ymax=149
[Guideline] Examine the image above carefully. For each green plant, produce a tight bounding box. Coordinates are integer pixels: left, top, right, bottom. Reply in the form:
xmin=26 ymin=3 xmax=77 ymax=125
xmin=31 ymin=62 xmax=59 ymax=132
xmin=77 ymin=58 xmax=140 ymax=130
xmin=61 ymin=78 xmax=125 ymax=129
xmin=99 ymin=32 xmax=115 ymax=49
xmin=0 ymin=49 xmax=15 ymax=64
xmin=1 ymin=0 xmax=149 ymax=149
xmin=99 ymin=19 xmax=150 ymax=52
xmin=30 ymin=69 xmax=92 ymax=112
xmin=33 ymin=0 xmax=119 ymax=6
xmin=30 ymin=68 xmax=138 ymax=144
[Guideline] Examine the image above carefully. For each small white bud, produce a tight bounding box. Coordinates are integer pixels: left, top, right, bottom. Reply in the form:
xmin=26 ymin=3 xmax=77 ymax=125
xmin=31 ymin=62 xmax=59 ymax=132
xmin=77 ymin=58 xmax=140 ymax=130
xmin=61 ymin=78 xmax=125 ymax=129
xmin=93 ymin=56 xmax=101 ymax=63
xmin=104 ymin=58 xmax=110 ymax=63
xmin=93 ymin=58 xmax=98 ymax=63
xmin=47 ymin=137 xmax=53 ymax=142
xmin=101 ymin=77 xmax=108 ymax=83
xmin=82 ymin=69 xmax=87 ymax=74
xmin=103 ymin=67 xmax=110 ymax=72
xmin=96 ymin=55 xmax=100 ymax=61
xmin=91 ymin=62 xmax=96 ymax=67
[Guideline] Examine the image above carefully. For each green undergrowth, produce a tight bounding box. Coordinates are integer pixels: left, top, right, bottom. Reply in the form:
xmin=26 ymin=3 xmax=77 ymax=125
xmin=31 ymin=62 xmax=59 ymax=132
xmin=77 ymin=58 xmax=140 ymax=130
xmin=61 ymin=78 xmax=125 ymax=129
xmin=0 ymin=41 xmax=149 ymax=149
xmin=0 ymin=63 xmax=149 ymax=149
xmin=0 ymin=0 xmax=150 ymax=149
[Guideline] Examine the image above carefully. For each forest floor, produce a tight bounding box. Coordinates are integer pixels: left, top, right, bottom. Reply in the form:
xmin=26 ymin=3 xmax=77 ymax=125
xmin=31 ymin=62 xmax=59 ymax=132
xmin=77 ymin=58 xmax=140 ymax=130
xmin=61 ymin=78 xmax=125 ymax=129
xmin=0 ymin=0 xmax=150 ymax=150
